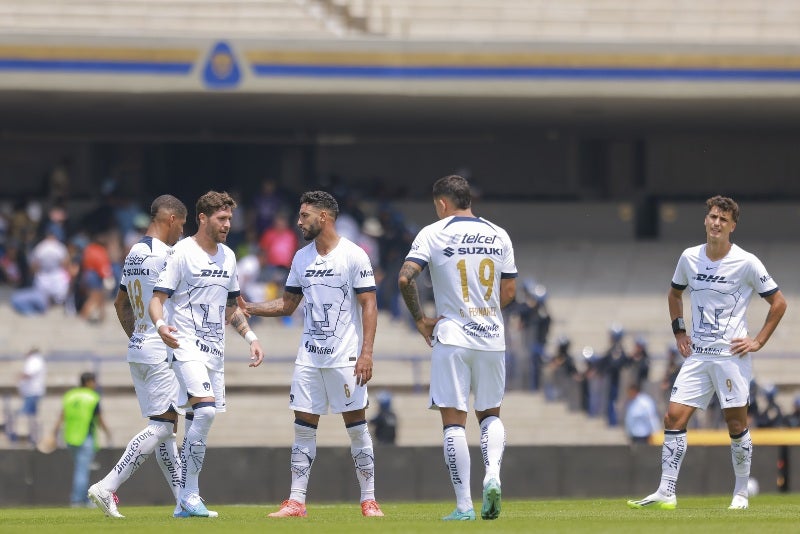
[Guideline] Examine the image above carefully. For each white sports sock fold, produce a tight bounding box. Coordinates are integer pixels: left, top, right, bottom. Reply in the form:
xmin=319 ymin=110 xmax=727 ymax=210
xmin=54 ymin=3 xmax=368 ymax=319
xmin=443 ymin=425 xmax=471 ymax=512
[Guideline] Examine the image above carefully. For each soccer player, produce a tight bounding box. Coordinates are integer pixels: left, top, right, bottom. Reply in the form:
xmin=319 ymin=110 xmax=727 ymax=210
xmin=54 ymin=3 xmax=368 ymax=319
xmin=628 ymin=195 xmax=786 ymax=511
xmin=88 ymin=194 xmax=188 ymax=518
xmin=398 ymin=175 xmax=518 ymax=521
xmin=149 ymin=190 xmax=264 ymax=518
xmin=241 ymin=190 xmax=383 ymax=518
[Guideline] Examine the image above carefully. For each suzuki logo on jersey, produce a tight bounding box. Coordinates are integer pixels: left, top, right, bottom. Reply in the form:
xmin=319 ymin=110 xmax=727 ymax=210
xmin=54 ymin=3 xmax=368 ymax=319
xmin=443 ymin=247 xmax=455 ymax=257
xmin=305 ymin=268 xmax=335 ymax=277
xmin=197 ymin=268 xmax=230 ymax=278
xmin=693 ymin=273 xmax=731 ymax=284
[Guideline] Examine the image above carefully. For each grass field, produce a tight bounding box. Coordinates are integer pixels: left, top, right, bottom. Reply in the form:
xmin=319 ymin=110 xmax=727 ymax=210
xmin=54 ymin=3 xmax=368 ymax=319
xmin=1 ymin=496 xmax=799 ymax=534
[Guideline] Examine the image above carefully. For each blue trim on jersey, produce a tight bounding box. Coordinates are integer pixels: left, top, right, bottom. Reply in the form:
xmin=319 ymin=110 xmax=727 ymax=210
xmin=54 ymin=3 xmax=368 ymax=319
xmin=760 ymin=287 xmax=779 ymax=298
xmin=227 ymin=290 xmax=241 ymax=299
xmin=119 ymin=284 xmax=127 ymax=292
xmin=345 ymin=419 xmax=367 ymax=428
xmin=671 ymin=282 xmax=688 ymax=290
xmin=443 ymin=215 xmax=494 ymax=229
xmin=140 ymin=235 xmax=154 ymax=251
xmin=294 ymin=418 xmax=318 ymax=429
xmin=354 ymin=286 xmax=377 ymax=294
xmin=153 ymin=286 xmax=174 ymax=297
xmin=285 ymin=285 xmax=303 ymax=294
xmin=406 ymin=257 xmax=428 ymax=269
xmin=500 ymin=272 xmax=518 ymax=279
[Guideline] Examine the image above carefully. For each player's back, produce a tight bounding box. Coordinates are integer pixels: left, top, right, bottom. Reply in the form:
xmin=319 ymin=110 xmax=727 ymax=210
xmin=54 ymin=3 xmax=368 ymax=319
xmin=407 ymin=215 xmax=517 ymax=351
xmin=120 ymin=236 xmax=172 ymax=363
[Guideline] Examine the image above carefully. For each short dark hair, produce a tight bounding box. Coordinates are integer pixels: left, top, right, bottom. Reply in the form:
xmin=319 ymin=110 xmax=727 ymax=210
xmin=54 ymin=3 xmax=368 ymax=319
xmin=151 ymin=194 xmax=187 ymax=220
xmin=300 ymin=190 xmax=339 ymax=220
xmin=706 ymin=195 xmax=739 ymax=223
xmin=80 ymin=372 xmax=96 ymax=387
xmin=432 ymin=175 xmax=471 ymax=210
xmin=196 ymin=191 xmax=237 ymax=225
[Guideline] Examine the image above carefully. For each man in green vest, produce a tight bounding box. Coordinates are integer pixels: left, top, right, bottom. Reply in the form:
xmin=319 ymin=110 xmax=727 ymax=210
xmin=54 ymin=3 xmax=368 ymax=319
xmin=52 ymin=372 xmax=111 ymax=507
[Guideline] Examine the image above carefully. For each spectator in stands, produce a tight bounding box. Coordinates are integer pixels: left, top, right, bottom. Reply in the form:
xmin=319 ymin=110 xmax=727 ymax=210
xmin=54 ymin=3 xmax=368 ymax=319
xmin=783 ymin=396 xmax=800 ymax=428
xmin=398 ymin=175 xmax=516 ymax=521
xmin=627 ymin=337 xmax=650 ymax=389
xmin=258 ymin=210 xmax=298 ymax=286
xmin=518 ymin=280 xmax=551 ymax=391
xmin=15 ymin=347 xmax=46 ymax=444
xmin=369 ymin=391 xmax=398 ymax=445
xmin=628 ymin=195 xmax=787 ymax=512
xmin=77 ymin=231 xmax=115 ymax=323
xmin=598 ymin=324 xmax=629 ymax=427
xmin=51 ymin=372 xmax=112 ymax=508
xmin=623 ymin=383 xmax=660 ymax=445
xmin=253 ymin=178 xmax=288 ymax=236
xmin=544 ymin=336 xmax=579 ymax=404
xmin=242 ymin=190 xmax=383 ymax=518
xmin=10 ymin=226 xmax=71 ymax=315
xmin=755 ymin=384 xmax=784 ymax=428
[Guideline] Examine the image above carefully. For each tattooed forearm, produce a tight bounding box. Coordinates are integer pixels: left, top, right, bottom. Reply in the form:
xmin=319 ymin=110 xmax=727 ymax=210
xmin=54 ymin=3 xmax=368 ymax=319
xmin=228 ymin=308 xmax=251 ymax=337
xmin=247 ymin=292 xmax=302 ymax=317
xmin=398 ymin=263 xmax=424 ymax=322
xmin=118 ymin=300 xmax=135 ymax=339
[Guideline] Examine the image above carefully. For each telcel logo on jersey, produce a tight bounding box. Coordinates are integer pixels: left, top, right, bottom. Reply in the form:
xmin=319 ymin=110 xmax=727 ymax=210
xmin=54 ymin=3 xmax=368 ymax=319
xmin=304 ymin=341 xmax=335 ymax=355
xmin=453 ymin=232 xmax=502 ymax=256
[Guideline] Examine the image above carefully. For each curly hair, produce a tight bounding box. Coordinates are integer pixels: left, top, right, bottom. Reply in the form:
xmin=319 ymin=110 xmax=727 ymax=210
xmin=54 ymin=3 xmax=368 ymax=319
xmin=300 ymin=190 xmax=339 ymax=220
xmin=706 ymin=195 xmax=739 ymax=223
xmin=196 ymin=191 xmax=237 ymax=225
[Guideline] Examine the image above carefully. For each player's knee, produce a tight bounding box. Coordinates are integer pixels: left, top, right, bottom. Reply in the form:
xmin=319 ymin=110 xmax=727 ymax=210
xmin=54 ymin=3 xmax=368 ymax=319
xmin=147 ymin=419 xmax=174 ymax=441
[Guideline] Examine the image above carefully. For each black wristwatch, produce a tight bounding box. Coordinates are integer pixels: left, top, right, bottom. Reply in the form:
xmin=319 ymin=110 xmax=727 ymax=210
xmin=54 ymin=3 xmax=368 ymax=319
xmin=671 ymin=317 xmax=686 ymax=334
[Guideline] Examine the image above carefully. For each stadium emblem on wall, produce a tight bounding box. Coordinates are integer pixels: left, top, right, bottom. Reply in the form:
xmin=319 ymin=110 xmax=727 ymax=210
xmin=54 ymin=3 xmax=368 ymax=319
xmin=203 ymin=41 xmax=241 ymax=89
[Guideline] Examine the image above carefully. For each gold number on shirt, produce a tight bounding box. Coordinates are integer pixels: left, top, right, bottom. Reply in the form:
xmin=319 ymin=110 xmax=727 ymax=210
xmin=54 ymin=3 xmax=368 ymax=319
xmin=127 ymin=279 xmax=145 ymax=319
xmin=456 ymin=258 xmax=495 ymax=302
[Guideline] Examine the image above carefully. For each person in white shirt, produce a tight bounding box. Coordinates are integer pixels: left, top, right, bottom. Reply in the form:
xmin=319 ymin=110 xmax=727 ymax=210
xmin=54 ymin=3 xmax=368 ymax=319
xmin=242 ymin=190 xmax=384 ymax=518
xmin=624 ymin=383 xmax=660 ymax=444
xmin=398 ymin=175 xmax=518 ymax=521
xmin=87 ymin=194 xmax=188 ymax=518
xmin=17 ymin=347 xmax=46 ymax=443
xmin=628 ymin=195 xmax=787 ymax=511
xmin=149 ymin=190 xmax=264 ymax=518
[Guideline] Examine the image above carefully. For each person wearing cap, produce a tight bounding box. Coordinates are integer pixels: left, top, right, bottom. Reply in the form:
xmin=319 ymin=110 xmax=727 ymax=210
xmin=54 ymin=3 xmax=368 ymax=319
xmin=51 ymin=372 xmax=111 ymax=507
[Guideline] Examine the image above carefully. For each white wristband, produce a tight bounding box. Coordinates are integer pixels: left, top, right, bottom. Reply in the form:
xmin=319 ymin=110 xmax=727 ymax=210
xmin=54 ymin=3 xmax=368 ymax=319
xmin=245 ymin=330 xmax=258 ymax=344
xmin=155 ymin=319 xmax=166 ymax=330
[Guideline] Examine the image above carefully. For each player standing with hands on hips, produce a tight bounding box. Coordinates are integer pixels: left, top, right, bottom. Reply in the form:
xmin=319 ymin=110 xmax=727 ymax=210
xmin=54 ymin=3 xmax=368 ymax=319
xmin=628 ymin=195 xmax=786 ymax=511
xmin=150 ymin=190 xmax=264 ymax=518
xmin=398 ymin=175 xmax=517 ymax=521
xmin=241 ymin=190 xmax=383 ymax=518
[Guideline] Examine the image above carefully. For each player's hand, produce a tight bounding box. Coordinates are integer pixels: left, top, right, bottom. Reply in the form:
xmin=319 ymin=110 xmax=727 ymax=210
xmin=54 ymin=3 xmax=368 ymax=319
xmin=354 ymin=354 xmax=374 ymax=386
xmin=731 ymin=336 xmax=762 ymax=357
xmin=158 ymin=324 xmax=180 ymax=349
xmin=236 ymin=295 xmax=252 ymax=319
xmin=414 ymin=316 xmax=442 ymax=347
xmin=249 ymin=340 xmax=264 ymax=367
xmin=674 ymin=332 xmax=691 ymax=358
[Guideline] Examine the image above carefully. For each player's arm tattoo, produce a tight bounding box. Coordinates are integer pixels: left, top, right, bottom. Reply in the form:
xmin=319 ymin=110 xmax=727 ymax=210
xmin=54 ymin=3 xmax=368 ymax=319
xmin=227 ymin=295 xmax=252 ymax=338
xmin=399 ymin=263 xmax=424 ymax=322
xmin=247 ymin=292 xmax=303 ymax=317
xmin=117 ymin=297 xmax=135 ymax=339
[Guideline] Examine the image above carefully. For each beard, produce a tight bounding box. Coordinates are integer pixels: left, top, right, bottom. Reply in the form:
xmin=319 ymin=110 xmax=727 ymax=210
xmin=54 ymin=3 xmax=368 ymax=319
xmin=302 ymin=225 xmax=320 ymax=241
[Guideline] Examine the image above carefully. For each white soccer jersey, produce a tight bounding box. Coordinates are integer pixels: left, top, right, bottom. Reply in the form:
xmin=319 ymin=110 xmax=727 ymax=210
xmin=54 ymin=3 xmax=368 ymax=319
xmin=154 ymin=236 xmax=240 ymax=372
xmin=119 ymin=236 xmax=173 ymax=364
xmin=285 ymin=237 xmax=376 ymax=368
xmin=671 ymin=243 xmax=779 ymax=360
xmin=405 ymin=215 xmax=518 ymax=351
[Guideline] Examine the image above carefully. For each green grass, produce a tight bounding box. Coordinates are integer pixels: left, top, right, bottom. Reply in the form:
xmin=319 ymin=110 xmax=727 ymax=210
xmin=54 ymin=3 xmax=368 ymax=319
xmin=1 ymin=496 xmax=799 ymax=534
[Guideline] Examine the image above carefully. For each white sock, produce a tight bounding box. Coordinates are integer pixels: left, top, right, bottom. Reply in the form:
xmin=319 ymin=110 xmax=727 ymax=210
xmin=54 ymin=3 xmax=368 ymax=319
xmin=731 ymin=428 xmax=752 ymax=497
xmin=657 ymin=429 xmax=687 ymax=497
xmin=156 ymin=433 xmax=182 ymax=504
xmin=443 ymin=425 xmax=471 ymax=512
xmin=480 ymin=415 xmax=505 ymax=486
xmin=102 ymin=419 xmax=173 ymax=492
xmin=178 ymin=414 xmax=193 ymax=500
xmin=289 ymin=421 xmax=317 ymax=504
xmin=181 ymin=404 xmax=215 ymax=499
xmin=346 ymin=420 xmax=376 ymax=502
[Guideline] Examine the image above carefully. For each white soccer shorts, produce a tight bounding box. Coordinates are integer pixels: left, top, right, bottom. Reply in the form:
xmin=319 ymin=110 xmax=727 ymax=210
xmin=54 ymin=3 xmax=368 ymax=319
xmin=670 ymin=355 xmax=752 ymax=410
xmin=428 ymin=341 xmax=505 ymax=412
xmin=289 ymin=364 xmax=368 ymax=415
xmin=129 ymin=360 xmax=183 ymax=417
xmin=172 ymin=359 xmax=226 ymax=412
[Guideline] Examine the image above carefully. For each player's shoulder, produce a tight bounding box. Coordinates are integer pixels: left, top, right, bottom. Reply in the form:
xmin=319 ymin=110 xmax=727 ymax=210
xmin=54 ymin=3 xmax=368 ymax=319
xmin=680 ymin=243 xmax=705 ymax=258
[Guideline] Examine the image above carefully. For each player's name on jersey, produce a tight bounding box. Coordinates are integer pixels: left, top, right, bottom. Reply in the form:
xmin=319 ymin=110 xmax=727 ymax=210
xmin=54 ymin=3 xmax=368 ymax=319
xmin=460 ymin=306 xmax=498 ymax=318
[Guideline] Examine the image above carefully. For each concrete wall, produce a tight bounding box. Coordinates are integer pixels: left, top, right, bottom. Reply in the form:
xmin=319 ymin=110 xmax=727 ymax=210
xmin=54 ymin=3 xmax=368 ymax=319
xmin=1 ymin=445 xmax=794 ymax=506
